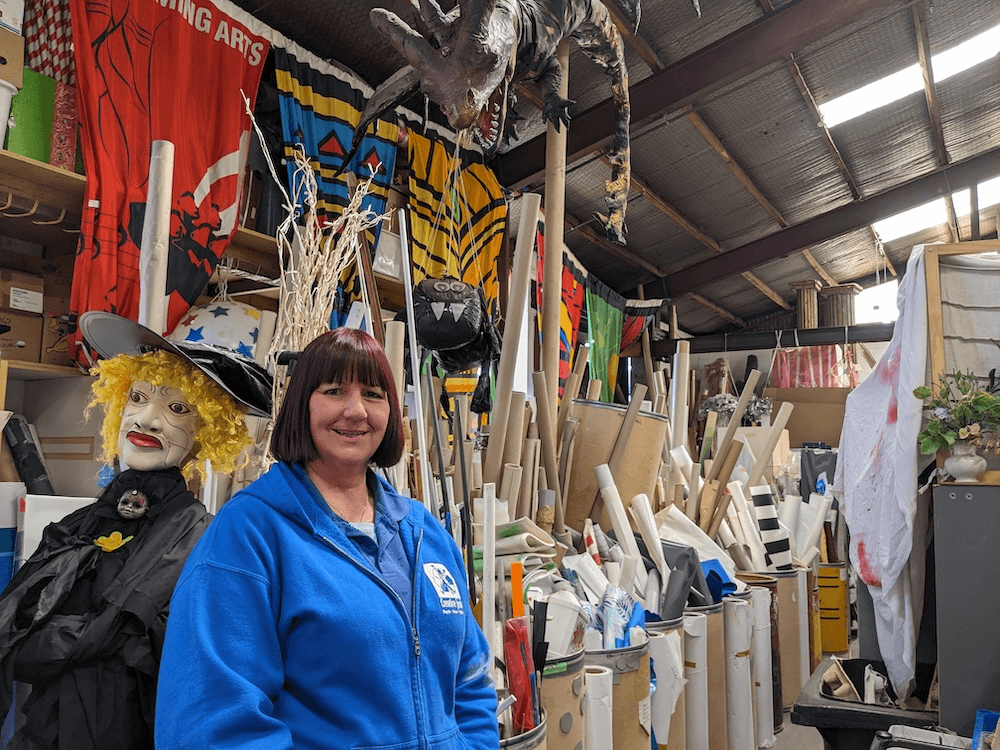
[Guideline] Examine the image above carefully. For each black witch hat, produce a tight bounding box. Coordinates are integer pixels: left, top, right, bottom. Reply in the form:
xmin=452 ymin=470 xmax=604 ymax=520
xmin=78 ymin=311 xmax=273 ymax=418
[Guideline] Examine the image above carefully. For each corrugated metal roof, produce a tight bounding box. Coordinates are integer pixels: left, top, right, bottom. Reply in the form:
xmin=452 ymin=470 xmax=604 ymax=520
xmin=229 ymin=0 xmax=1000 ymax=335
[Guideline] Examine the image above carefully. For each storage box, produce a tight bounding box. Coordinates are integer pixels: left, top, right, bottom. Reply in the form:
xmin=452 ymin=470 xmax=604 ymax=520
xmin=39 ymin=311 xmax=72 ymax=366
xmin=0 ymin=308 xmax=41 ymax=362
xmin=0 ymin=268 xmax=42 ymax=312
xmin=42 ymin=274 xmax=70 ymax=315
xmin=763 ymin=387 xmax=852 ymax=448
xmin=16 ymin=493 xmax=95 ymax=568
xmin=0 ymin=26 xmax=23 ymax=87
xmin=0 ymin=0 xmax=23 ymax=38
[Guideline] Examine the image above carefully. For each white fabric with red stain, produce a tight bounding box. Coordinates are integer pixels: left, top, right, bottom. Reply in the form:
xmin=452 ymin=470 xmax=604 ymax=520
xmin=834 ymin=245 xmax=935 ymax=699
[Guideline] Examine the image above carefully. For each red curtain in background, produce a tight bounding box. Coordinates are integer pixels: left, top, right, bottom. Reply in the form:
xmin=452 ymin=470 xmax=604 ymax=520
xmin=68 ymin=0 xmax=269 ymax=362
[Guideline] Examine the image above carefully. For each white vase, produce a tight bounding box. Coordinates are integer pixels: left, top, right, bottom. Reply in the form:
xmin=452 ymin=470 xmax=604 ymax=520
xmin=944 ymin=440 xmax=987 ymax=483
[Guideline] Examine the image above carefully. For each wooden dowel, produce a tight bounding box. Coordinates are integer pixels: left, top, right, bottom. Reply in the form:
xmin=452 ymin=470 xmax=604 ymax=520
xmin=745 ymin=402 xmax=794 ymax=489
xmin=502 ymin=392 xmax=527 ymax=469
xmin=586 ymin=379 xmax=603 ymax=400
xmin=483 ymin=192 xmax=541 ymax=487
xmin=705 ymin=370 xmax=761 ymax=485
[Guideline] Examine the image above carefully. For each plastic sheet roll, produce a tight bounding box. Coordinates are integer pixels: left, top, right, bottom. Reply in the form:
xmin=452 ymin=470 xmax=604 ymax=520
xmin=749 ymin=587 xmax=776 ymax=748
xmin=724 ymin=597 xmax=754 ymax=750
xmin=683 ymin=612 xmax=709 ymax=750
xmin=649 ymin=628 xmax=686 ymax=748
xmin=584 ymin=665 xmax=613 ymax=750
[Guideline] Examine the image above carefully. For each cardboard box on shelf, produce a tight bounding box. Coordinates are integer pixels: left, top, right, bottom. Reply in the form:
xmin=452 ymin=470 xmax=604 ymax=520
xmin=0 ymin=268 xmax=43 ymax=312
xmin=0 ymin=308 xmax=41 ymax=362
xmin=0 ymin=0 xmax=23 ymax=35
xmin=763 ymin=387 xmax=851 ymax=448
xmin=42 ymin=274 xmax=71 ymax=315
xmin=39 ymin=311 xmax=72 ymax=366
xmin=0 ymin=26 xmax=23 ymax=88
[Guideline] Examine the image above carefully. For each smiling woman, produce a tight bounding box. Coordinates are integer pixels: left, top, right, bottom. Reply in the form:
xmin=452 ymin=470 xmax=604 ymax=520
xmin=155 ymin=326 xmax=499 ymax=750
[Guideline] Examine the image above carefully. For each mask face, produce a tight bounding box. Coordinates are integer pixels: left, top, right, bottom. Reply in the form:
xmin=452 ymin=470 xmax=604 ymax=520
xmin=117 ymin=381 xmax=199 ymax=472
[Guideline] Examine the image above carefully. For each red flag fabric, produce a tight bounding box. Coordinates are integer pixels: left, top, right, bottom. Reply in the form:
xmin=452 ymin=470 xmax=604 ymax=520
xmin=68 ymin=0 xmax=269 ymax=362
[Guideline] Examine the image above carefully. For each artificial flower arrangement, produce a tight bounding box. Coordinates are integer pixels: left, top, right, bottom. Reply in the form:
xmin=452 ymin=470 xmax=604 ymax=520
xmin=912 ymin=370 xmax=1000 ymax=455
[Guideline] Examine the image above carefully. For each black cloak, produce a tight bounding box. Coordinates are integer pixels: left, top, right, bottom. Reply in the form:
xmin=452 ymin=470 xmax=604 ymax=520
xmin=0 ymin=467 xmax=211 ymax=750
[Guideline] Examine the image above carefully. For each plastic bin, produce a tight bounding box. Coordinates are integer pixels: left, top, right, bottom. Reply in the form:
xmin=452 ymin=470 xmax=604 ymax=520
xmin=791 ymin=656 xmax=937 ymax=750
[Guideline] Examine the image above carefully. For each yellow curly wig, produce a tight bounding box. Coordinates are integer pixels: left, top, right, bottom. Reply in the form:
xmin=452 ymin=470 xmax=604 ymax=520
xmin=87 ymin=350 xmax=252 ymax=480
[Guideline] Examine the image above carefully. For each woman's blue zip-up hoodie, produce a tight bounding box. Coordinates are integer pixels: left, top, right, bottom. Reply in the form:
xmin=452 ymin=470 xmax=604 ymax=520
xmin=155 ymin=462 xmax=499 ymax=750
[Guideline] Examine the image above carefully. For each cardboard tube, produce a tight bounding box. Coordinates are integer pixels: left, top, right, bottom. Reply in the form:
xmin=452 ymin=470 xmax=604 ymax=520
xmin=724 ymin=597 xmax=755 ymax=750
xmin=669 ymin=340 xmax=690 ymax=451
xmin=585 ymin=665 xmax=614 ymax=750
xmin=532 ymin=370 xmax=564 ymax=533
xmin=484 ymin=192 xmax=541 ymax=487
xmin=498 ymin=463 xmax=522 ymax=518
xmin=705 ymin=370 xmax=760 ymax=485
xmin=139 ymin=140 xmax=174 ymax=334
xmin=797 ymin=568 xmax=810 ymax=691
xmin=586 ymin=379 xmax=603 ymax=400
xmin=518 ymin=438 xmax=540 ymax=519
xmin=772 ymin=569 xmax=802 ymax=708
xmin=745 ymin=402 xmax=794 ymax=490
xmin=557 ymin=344 xmax=589 ymax=442
xmin=684 ymin=612 xmax=709 ymax=750
xmin=750 ymin=586 xmax=776 ymax=749
xmin=502 ymin=392 xmax=527 ymax=470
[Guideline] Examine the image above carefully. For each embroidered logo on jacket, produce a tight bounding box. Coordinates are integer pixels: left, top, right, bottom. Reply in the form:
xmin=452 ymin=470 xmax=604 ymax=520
xmin=423 ymin=563 xmax=464 ymax=615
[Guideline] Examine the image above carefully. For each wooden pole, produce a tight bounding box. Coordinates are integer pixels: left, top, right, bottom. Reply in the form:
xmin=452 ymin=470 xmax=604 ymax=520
xmin=543 ymin=39 xmax=570 ymax=417
xmin=705 ymin=370 xmax=761 ymax=485
xmin=638 ymin=284 xmax=656 ymax=396
xmin=483 ymin=192 xmax=542 ymax=487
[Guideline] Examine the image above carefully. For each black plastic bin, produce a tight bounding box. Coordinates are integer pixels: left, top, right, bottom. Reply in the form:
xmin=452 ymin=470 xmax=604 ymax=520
xmin=791 ymin=657 xmax=938 ymax=750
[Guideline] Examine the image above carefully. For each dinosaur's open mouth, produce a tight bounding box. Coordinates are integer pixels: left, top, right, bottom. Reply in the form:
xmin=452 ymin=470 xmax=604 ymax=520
xmin=474 ymin=84 xmax=507 ymax=153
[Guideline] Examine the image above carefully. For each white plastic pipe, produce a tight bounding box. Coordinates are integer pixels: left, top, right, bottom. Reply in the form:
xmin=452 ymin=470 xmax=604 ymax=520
xmin=669 ymin=340 xmax=690 ymax=451
xmin=684 ymin=612 xmax=709 ymax=750
xmin=139 ymin=140 xmax=174 ymax=334
xmin=595 ymin=463 xmax=647 ymax=600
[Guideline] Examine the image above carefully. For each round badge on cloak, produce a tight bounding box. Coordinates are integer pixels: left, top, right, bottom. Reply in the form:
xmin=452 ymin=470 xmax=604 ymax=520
xmin=79 ymin=311 xmax=273 ymax=418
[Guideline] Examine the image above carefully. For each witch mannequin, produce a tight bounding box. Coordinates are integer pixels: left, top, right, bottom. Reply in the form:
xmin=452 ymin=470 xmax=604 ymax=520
xmin=0 ymin=311 xmax=270 ymax=750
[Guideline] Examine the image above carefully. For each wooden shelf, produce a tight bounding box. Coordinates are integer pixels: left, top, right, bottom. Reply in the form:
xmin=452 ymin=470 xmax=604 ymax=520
xmin=0 ymin=358 xmax=89 ymax=409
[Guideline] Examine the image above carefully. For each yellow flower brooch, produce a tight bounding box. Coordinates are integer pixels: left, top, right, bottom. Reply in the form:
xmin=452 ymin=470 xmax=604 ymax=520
xmin=95 ymin=531 xmax=134 ymax=552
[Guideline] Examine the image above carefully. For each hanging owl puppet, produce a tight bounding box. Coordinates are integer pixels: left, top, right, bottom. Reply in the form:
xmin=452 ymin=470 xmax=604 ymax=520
xmin=0 ymin=311 xmax=271 ymax=750
xmin=411 ymin=276 xmax=500 ymax=415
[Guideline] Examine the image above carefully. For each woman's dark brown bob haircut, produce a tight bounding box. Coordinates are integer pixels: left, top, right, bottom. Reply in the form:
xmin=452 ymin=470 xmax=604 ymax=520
xmin=271 ymin=327 xmax=404 ymax=467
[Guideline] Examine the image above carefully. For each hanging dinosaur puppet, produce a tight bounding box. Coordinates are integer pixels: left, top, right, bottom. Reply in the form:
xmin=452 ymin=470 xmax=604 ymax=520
xmin=349 ymin=0 xmax=639 ymax=246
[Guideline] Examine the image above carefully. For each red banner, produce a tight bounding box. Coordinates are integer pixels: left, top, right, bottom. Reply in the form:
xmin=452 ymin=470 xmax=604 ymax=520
xmin=68 ymin=0 xmax=269 ymax=361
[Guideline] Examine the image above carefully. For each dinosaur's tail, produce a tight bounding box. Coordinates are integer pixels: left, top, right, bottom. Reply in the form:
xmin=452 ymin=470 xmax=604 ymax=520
xmin=574 ymin=10 xmax=631 ymax=246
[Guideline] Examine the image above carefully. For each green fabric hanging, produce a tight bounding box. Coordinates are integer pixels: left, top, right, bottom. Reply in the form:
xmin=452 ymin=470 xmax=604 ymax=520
xmin=586 ymin=289 xmax=623 ymax=402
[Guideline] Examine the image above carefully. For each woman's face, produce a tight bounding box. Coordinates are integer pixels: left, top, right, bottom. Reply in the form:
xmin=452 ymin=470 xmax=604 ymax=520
xmin=308 ymin=379 xmax=390 ymax=472
xmin=117 ymin=381 xmax=199 ymax=472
